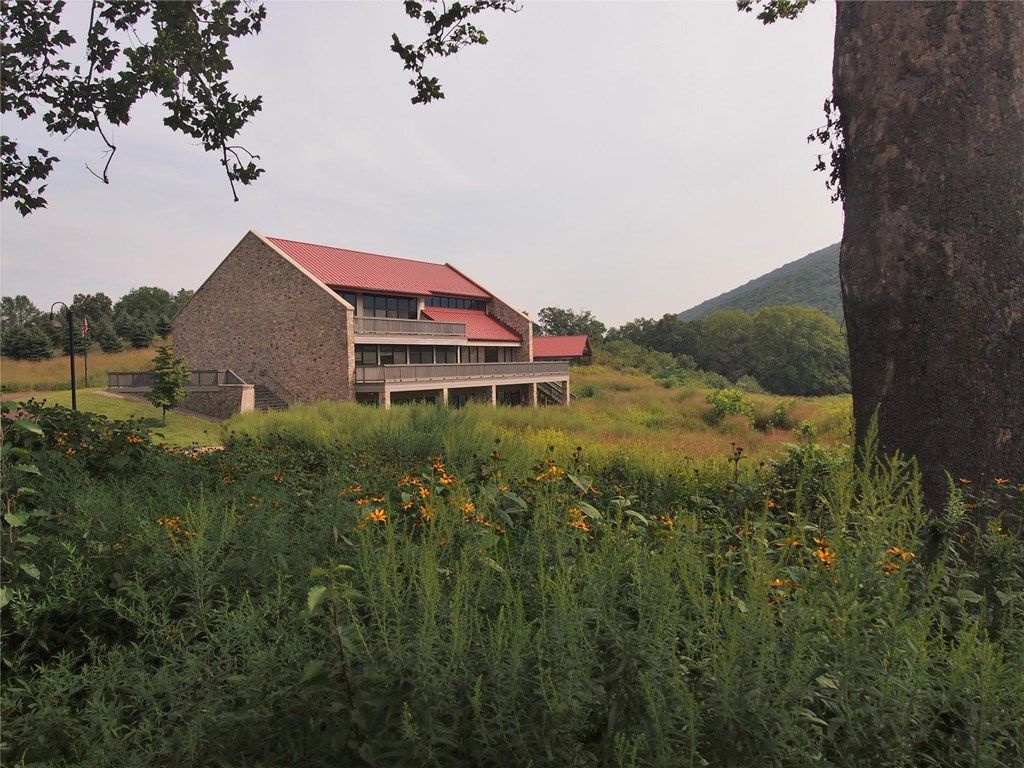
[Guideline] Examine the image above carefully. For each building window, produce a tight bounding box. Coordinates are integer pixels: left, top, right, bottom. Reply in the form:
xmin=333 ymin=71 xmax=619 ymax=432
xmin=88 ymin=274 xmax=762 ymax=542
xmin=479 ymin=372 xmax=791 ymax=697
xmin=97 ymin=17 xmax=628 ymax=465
xmin=355 ymin=345 xmax=378 ymax=366
xmin=338 ymin=291 xmax=358 ymax=309
xmin=378 ymin=345 xmax=408 ymax=365
xmin=363 ymin=293 xmax=417 ymax=319
xmin=425 ymin=296 xmax=487 ymax=311
xmin=436 ymin=346 xmax=459 ymax=364
xmin=409 ymin=346 xmax=434 ymax=364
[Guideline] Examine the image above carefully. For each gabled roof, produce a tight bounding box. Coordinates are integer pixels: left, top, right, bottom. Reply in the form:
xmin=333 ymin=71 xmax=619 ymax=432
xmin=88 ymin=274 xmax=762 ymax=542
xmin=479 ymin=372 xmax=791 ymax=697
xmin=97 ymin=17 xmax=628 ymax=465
xmin=266 ymin=237 xmax=491 ymax=299
xmin=421 ymin=308 xmax=521 ymax=343
xmin=533 ymin=335 xmax=592 ymax=358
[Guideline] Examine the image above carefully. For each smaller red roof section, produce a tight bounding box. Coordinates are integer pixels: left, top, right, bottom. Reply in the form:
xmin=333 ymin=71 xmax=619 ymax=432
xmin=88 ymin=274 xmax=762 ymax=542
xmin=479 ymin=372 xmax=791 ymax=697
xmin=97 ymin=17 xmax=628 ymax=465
xmin=534 ymin=335 xmax=591 ymax=358
xmin=421 ymin=308 xmax=521 ymax=343
xmin=267 ymin=237 xmax=490 ymax=299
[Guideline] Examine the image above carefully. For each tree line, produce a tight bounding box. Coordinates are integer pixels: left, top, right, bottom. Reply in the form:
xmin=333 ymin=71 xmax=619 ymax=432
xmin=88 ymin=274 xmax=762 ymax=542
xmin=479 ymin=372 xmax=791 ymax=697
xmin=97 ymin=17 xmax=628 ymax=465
xmin=0 ymin=288 xmax=193 ymax=360
xmin=536 ymin=305 xmax=850 ymax=397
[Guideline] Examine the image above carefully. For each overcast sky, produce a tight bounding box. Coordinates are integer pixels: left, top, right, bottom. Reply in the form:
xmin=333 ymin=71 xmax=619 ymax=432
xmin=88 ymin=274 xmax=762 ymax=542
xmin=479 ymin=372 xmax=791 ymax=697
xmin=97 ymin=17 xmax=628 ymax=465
xmin=1 ymin=0 xmax=842 ymax=329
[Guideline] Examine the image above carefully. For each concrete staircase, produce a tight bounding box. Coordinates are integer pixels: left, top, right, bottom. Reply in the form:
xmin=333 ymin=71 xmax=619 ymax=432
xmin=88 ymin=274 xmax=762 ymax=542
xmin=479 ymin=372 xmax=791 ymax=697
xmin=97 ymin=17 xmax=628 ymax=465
xmin=254 ymin=384 xmax=289 ymax=412
xmin=537 ymin=381 xmax=575 ymax=405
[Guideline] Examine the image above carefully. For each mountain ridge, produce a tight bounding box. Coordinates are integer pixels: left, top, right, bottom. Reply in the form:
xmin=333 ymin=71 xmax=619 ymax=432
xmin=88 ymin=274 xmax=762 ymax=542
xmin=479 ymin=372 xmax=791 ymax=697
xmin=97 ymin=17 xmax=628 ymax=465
xmin=678 ymin=242 xmax=842 ymax=323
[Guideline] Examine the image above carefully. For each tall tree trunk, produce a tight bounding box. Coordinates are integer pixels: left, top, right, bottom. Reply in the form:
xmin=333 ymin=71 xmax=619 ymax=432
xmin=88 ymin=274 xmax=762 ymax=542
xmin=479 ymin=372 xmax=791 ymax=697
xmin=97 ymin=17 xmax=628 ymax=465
xmin=833 ymin=1 xmax=1023 ymax=510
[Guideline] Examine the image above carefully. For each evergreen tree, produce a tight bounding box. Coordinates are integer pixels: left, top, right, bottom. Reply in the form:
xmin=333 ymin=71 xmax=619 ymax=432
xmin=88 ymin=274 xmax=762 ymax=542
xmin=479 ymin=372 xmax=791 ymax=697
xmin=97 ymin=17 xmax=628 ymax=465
xmin=147 ymin=345 xmax=190 ymax=425
xmin=1 ymin=325 xmax=53 ymax=360
xmin=130 ymin=320 xmax=155 ymax=349
xmin=156 ymin=315 xmax=173 ymax=340
xmin=94 ymin=318 xmax=124 ymax=353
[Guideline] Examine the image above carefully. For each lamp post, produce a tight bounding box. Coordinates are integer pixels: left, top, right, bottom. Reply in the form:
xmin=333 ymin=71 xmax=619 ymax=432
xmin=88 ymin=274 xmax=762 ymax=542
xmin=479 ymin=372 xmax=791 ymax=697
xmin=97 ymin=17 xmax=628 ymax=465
xmin=45 ymin=302 xmax=77 ymax=410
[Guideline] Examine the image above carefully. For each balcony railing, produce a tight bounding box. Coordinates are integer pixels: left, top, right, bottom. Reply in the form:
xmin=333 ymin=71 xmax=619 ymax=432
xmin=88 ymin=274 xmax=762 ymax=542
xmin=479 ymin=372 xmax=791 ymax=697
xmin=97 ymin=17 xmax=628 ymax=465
xmin=354 ymin=317 xmax=466 ymax=338
xmin=355 ymin=361 xmax=569 ymax=384
xmin=108 ymin=369 xmax=246 ymax=390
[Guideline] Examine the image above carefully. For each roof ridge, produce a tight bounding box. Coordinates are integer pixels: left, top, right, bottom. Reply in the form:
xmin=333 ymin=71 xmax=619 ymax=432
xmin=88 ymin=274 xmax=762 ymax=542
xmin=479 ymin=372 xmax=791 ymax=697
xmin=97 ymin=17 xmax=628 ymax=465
xmin=266 ymin=236 xmax=444 ymax=268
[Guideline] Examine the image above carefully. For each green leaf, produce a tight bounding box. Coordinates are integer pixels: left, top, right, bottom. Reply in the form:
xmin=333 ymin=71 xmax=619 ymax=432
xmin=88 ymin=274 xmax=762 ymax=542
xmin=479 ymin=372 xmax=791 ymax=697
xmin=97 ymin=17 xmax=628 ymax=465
xmin=12 ymin=419 xmax=43 ymax=435
xmin=0 ymin=587 xmax=12 ymax=609
xmin=481 ymin=556 xmax=504 ymax=574
xmin=307 ymin=585 xmax=328 ymax=613
xmin=15 ymin=464 xmax=41 ymax=475
xmin=5 ymin=512 xmax=30 ymax=527
xmin=298 ymin=660 xmax=328 ymax=686
xmin=567 ymin=473 xmax=593 ymax=494
xmin=308 ymin=567 xmax=327 ymax=579
xmin=20 ymin=562 xmax=41 ymax=579
xmin=577 ymin=500 xmax=603 ymax=521
xmin=816 ymin=675 xmax=839 ymax=690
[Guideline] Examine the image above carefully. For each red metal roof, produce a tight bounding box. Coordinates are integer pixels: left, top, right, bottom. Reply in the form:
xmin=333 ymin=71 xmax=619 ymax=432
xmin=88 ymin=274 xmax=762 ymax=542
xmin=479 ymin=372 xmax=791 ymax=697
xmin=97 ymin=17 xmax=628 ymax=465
xmin=533 ymin=335 xmax=591 ymax=358
xmin=267 ymin=237 xmax=491 ymax=299
xmin=421 ymin=308 xmax=521 ymax=343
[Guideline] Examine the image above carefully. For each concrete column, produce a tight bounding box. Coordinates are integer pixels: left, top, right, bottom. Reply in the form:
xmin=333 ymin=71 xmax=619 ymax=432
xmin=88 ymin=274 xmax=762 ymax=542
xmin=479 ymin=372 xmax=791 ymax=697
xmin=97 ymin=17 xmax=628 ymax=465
xmin=526 ymin=383 xmax=538 ymax=407
xmin=441 ymin=388 xmax=449 ymax=407
xmin=563 ymin=378 xmax=571 ymax=406
xmin=381 ymin=390 xmax=391 ymax=410
xmin=489 ymin=385 xmax=497 ymax=407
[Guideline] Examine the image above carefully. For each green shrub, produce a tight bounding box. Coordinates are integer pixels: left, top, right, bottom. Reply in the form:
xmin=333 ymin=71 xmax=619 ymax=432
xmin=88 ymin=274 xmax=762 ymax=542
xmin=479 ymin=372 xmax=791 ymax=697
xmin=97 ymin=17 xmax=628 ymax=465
xmin=705 ymin=387 xmax=755 ymax=426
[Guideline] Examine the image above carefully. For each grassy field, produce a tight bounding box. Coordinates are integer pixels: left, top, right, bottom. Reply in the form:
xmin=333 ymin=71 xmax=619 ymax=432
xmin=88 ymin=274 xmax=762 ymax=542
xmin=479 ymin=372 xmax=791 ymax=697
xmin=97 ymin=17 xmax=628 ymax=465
xmin=0 ymin=347 xmax=156 ymax=392
xmin=5 ymin=388 xmax=221 ymax=447
xmin=3 ymin=353 xmax=852 ymax=457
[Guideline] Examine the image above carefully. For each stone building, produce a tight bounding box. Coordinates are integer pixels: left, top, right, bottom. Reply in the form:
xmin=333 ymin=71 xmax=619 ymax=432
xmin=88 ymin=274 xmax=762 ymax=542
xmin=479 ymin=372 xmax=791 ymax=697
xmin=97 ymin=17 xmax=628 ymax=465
xmin=166 ymin=231 xmax=570 ymax=416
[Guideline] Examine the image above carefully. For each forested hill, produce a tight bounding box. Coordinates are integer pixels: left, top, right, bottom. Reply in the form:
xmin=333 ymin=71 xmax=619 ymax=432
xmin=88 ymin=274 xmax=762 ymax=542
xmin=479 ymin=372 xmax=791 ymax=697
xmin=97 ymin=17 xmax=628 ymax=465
xmin=677 ymin=243 xmax=842 ymax=323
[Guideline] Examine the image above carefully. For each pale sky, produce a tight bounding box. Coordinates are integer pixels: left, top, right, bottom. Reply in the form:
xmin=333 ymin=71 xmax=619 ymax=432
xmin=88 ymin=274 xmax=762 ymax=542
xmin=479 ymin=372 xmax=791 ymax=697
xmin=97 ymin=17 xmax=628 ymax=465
xmin=0 ymin=0 xmax=842 ymax=329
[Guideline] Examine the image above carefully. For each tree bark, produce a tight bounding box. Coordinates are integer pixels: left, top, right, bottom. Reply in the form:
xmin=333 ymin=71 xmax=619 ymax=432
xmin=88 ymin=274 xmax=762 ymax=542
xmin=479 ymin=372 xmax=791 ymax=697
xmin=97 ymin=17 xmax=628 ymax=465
xmin=833 ymin=1 xmax=1024 ymax=509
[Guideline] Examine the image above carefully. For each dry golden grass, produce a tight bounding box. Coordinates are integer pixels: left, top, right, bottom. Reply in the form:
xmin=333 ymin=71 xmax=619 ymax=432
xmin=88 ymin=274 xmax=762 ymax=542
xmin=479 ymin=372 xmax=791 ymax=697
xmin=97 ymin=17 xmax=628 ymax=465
xmin=3 ymin=353 xmax=853 ymax=463
xmin=560 ymin=365 xmax=853 ymax=462
xmin=1 ymin=348 xmax=156 ymax=392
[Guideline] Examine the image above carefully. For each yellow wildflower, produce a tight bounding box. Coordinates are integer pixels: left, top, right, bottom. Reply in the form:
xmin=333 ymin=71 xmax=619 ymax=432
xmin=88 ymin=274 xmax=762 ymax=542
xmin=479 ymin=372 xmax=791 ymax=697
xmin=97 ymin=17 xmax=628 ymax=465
xmin=814 ymin=546 xmax=837 ymax=567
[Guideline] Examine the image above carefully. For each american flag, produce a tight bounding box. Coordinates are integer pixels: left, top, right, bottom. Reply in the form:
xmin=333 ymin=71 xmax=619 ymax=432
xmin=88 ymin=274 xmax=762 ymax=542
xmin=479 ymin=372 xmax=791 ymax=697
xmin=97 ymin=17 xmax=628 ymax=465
xmin=81 ymin=318 xmax=89 ymax=337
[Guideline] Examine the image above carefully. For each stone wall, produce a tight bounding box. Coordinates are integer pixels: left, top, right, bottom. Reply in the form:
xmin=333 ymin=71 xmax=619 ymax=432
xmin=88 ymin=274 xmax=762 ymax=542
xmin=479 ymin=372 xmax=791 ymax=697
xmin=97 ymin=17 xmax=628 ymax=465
xmin=182 ymin=385 xmax=254 ymax=420
xmin=173 ymin=231 xmax=356 ymax=404
xmin=485 ymin=295 xmax=533 ymax=363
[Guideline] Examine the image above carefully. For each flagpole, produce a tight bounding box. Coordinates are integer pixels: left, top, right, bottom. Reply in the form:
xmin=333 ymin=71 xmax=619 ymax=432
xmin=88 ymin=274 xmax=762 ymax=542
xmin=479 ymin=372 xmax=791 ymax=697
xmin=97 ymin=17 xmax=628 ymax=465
xmin=82 ymin=317 xmax=89 ymax=388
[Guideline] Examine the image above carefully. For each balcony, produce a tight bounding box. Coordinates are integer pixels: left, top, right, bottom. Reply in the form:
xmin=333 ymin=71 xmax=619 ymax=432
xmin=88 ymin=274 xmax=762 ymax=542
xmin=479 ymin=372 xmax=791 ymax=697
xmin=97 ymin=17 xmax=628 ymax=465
xmin=355 ymin=361 xmax=569 ymax=386
xmin=354 ymin=316 xmax=466 ymax=340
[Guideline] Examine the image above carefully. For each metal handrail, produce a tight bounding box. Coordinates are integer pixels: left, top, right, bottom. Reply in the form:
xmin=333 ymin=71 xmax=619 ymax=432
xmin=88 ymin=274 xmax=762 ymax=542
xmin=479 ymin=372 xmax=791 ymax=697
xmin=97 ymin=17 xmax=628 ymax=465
xmin=354 ymin=317 xmax=466 ymax=337
xmin=355 ymin=361 xmax=569 ymax=384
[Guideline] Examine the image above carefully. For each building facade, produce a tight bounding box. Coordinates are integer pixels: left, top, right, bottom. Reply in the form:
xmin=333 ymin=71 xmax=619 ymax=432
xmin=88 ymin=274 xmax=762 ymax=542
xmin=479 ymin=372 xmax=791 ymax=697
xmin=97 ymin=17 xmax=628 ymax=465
xmin=170 ymin=231 xmax=570 ymax=414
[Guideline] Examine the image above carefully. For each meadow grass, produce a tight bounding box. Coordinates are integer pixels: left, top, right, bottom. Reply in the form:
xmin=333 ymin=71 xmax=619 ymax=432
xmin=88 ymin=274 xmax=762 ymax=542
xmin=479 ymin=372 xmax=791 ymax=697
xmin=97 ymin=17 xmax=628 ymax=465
xmin=0 ymin=347 xmax=156 ymax=392
xmin=3 ymin=399 xmax=1020 ymax=767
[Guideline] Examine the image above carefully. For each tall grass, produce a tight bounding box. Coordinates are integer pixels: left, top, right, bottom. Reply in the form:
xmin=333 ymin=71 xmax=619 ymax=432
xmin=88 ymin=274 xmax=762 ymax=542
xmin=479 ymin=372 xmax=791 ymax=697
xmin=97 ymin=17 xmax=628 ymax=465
xmin=3 ymin=402 xmax=1021 ymax=766
xmin=1 ymin=347 xmax=155 ymax=392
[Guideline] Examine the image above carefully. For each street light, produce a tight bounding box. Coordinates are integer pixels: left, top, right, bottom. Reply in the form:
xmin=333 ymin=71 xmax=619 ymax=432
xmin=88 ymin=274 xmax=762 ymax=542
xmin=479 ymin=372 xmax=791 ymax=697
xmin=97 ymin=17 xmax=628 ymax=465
xmin=45 ymin=302 xmax=77 ymax=410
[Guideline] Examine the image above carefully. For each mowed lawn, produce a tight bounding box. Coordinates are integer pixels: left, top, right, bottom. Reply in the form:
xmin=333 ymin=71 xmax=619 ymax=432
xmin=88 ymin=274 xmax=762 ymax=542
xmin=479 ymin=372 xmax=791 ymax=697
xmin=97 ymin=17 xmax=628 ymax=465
xmin=4 ymin=388 xmax=222 ymax=447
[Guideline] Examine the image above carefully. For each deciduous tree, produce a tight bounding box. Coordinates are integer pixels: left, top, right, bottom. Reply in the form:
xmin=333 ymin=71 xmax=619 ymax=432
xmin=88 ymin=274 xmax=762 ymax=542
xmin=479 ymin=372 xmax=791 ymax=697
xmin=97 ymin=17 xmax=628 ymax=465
xmin=746 ymin=0 xmax=1023 ymax=509
xmin=536 ymin=307 xmax=606 ymax=340
xmin=147 ymin=344 xmax=189 ymax=424
xmin=750 ymin=305 xmax=849 ymax=396
xmin=1 ymin=0 xmax=266 ymax=214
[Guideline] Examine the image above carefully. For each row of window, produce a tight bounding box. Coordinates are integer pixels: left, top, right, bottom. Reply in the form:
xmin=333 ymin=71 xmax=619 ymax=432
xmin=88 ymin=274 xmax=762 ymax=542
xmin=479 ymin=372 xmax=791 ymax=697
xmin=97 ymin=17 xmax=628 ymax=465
xmin=335 ymin=291 xmax=487 ymax=318
xmin=425 ymin=296 xmax=487 ymax=311
xmin=355 ymin=345 xmax=516 ymax=366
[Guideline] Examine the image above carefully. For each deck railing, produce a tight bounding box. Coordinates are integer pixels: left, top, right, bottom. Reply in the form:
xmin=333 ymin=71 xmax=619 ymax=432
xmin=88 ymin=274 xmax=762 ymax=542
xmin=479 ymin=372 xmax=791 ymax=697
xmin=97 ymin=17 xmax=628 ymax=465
xmin=355 ymin=361 xmax=569 ymax=384
xmin=107 ymin=369 xmax=246 ymax=391
xmin=354 ymin=317 xmax=466 ymax=338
